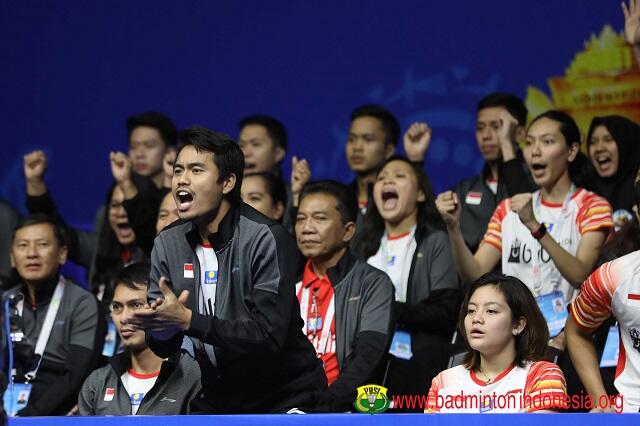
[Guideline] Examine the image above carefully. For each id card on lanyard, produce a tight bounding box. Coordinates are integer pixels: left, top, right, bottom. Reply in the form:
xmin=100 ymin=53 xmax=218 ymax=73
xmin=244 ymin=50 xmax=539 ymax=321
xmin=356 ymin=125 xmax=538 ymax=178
xmin=299 ymin=286 xmax=334 ymax=355
xmin=389 ymin=331 xmax=413 ymax=360
xmin=600 ymin=324 xmax=620 ymax=368
xmin=4 ymin=277 xmax=66 ymax=416
xmin=531 ymin=186 xmax=575 ymax=336
xmin=535 ymin=291 xmax=568 ymax=337
xmin=3 ymin=383 xmax=32 ymax=416
xmin=531 ymin=185 xmax=575 ymax=297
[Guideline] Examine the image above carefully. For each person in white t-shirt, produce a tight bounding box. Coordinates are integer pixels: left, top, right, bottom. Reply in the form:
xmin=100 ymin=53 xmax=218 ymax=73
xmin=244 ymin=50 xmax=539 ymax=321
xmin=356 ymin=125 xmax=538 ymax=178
xmin=426 ymin=273 xmax=567 ymax=413
xmin=355 ymin=156 xmax=460 ymax=408
xmin=436 ymin=111 xmax=613 ymax=347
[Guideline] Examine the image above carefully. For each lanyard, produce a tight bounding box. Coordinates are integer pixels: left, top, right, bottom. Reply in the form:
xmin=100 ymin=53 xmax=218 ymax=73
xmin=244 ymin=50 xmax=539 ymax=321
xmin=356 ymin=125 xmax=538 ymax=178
xmin=531 ymin=185 xmax=576 ymax=296
xmin=299 ymin=286 xmax=335 ymax=355
xmin=18 ymin=276 xmax=66 ymax=382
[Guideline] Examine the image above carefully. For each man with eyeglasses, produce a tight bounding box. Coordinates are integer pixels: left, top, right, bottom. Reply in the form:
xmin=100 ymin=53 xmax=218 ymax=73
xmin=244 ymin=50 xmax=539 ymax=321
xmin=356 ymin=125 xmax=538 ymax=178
xmin=78 ymin=263 xmax=200 ymax=415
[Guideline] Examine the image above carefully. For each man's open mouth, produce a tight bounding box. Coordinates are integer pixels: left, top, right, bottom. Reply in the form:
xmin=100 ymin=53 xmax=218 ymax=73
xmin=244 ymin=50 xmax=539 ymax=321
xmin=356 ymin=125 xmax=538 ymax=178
xmin=176 ymin=189 xmax=194 ymax=211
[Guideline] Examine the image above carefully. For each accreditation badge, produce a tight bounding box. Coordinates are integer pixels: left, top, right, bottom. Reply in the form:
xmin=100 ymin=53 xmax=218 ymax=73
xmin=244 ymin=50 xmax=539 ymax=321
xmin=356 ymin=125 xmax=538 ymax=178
xmin=535 ymin=291 xmax=567 ymax=337
xmin=600 ymin=324 xmax=620 ymax=368
xmin=389 ymin=330 xmax=413 ymax=360
xmin=3 ymin=383 xmax=33 ymax=416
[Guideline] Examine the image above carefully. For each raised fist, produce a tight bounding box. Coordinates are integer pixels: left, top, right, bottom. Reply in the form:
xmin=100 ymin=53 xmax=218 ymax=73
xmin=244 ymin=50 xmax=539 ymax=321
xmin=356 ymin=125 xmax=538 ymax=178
xmin=403 ymin=122 xmax=432 ymax=162
xmin=23 ymin=150 xmax=47 ymax=181
xmin=510 ymin=193 xmax=537 ymax=230
xmin=291 ymin=156 xmax=312 ymax=206
xmin=110 ymin=151 xmax=132 ymax=184
xmin=435 ymin=190 xmax=461 ymax=229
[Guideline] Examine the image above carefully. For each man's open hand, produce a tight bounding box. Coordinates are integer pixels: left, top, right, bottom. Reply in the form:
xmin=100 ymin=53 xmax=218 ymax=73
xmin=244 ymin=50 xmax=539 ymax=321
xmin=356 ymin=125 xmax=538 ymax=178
xmin=125 ymin=277 xmax=192 ymax=340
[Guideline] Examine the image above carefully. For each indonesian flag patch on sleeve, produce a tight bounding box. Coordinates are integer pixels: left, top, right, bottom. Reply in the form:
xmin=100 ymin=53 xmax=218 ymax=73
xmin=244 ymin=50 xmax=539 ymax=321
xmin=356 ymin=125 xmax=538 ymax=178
xmin=104 ymin=388 xmax=115 ymax=402
xmin=184 ymin=263 xmax=194 ymax=278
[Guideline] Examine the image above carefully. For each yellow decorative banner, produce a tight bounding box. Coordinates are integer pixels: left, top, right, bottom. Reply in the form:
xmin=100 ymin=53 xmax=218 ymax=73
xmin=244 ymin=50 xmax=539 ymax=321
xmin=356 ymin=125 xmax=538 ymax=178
xmin=526 ymin=25 xmax=640 ymax=133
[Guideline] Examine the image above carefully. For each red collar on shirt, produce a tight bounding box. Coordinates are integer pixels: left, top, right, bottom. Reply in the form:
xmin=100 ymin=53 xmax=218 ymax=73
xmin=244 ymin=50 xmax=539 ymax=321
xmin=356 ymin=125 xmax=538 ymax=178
xmin=540 ymin=188 xmax=582 ymax=208
xmin=302 ymin=259 xmax=333 ymax=289
xmin=387 ymin=230 xmax=412 ymax=241
xmin=127 ymin=368 xmax=161 ymax=379
xmin=470 ymin=363 xmax=516 ymax=386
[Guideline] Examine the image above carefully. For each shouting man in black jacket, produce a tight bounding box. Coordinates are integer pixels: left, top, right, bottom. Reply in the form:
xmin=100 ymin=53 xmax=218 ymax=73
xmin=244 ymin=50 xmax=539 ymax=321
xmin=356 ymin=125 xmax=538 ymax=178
xmin=125 ymin=126 xmax=327 ymax=413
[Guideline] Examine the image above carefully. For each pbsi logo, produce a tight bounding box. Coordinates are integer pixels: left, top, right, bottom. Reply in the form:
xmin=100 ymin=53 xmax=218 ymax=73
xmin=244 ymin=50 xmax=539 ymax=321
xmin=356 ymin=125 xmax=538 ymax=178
xmin=354 ymin=384 xmax=390 ymax=413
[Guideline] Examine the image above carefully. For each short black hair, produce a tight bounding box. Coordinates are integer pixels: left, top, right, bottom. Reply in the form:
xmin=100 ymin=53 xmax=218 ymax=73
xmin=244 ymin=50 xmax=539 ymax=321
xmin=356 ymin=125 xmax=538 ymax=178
xmin=350 ymin=104 xmax=400 ymax=146
xmin=299 ymin=180 xmax=358 ymax=225
xmin=239 ymin=114 xmax=288 ymax=151
xmin=126 ymin=111 xmax=178 ymax=147
xmin=112 ymin=263 xmax=150 ymax=292
xmin=177 ymin=126 xmax=245 ymax=205
xmin=476 ymin=93 xmax=528 ymax=126
xmin=12 ymin=213 xmax=67 ymax=247
xmin=244 ymin=172 xmax=287 ymax=207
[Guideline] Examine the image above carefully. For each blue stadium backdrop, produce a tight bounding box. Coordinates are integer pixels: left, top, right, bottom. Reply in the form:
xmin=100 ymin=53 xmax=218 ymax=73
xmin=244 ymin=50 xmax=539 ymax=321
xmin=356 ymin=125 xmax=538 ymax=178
xmin=0 ymin=0 xmax=630 ymax=228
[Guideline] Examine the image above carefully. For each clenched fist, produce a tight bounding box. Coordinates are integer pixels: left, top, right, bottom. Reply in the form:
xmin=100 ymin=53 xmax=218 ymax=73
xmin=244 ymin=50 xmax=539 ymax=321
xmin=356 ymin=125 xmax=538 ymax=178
xmin=435 ymin=190 xmax=461 ymax=229
xmin=110 ymin=151 xmax=132 ymax=184
xmin=24 ymin=150 xmax=47 ymax=181
xmin=291 ymin=156 xmax=312 ymax=206
xmin=403 ymin=122 xmax=432 ymax=162
xmin=510 ymin=193 xmax=538 ymax=231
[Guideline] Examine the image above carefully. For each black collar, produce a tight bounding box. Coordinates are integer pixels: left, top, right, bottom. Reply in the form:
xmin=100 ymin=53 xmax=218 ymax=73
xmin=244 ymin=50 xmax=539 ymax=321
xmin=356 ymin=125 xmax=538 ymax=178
xmin=325 ymin=249 xmax=358 ymax=288
xmin=21 ymin=274 xmax=60 ymax=307
xmin=109 ymin=350 xmax=179 ymax=376
xmin=185 ymin=203 xmax=241 ymax=250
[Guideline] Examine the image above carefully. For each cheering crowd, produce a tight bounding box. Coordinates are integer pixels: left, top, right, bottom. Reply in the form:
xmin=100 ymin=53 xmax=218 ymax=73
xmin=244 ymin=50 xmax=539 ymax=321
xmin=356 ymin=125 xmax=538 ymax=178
xmin=1 ymin=0 xmax=640 ymax=416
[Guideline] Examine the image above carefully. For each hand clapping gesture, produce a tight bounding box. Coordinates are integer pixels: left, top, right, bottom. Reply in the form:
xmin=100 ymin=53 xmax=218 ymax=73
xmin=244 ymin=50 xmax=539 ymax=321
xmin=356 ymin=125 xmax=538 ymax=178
xmin=125 ymin=277 xmax=192 ymax=340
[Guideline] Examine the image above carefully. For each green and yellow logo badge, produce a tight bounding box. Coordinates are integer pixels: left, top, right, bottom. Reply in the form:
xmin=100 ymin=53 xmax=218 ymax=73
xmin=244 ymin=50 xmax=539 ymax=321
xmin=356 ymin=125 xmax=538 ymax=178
xmin=353 ymin=384 xmax=390 ymax=413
